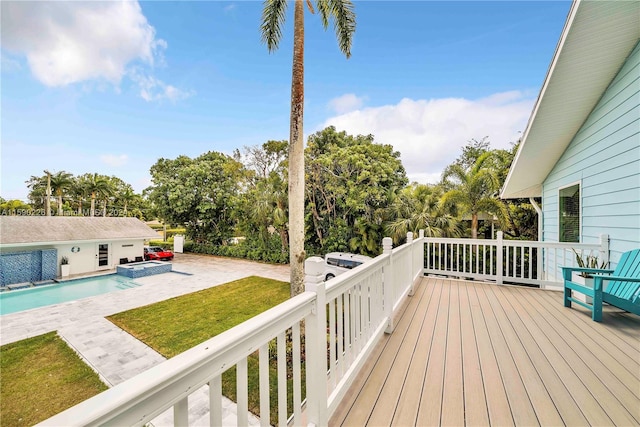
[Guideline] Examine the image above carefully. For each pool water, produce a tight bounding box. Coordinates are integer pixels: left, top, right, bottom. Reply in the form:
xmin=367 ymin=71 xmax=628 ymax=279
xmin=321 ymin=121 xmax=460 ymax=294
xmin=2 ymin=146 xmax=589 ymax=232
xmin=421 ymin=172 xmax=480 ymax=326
xmin=0 ymin=275 xmax=142 ymax=315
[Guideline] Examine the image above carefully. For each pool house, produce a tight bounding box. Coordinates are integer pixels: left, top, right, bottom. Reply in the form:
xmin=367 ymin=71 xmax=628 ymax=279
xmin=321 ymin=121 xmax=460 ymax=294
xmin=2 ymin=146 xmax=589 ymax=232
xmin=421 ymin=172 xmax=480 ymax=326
xmin=0 ymin=216 xmax=158 ymax=287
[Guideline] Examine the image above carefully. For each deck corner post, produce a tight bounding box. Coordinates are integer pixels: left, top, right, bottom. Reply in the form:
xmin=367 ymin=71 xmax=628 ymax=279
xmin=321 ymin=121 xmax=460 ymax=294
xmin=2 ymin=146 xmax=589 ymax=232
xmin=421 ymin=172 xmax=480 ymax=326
xmin=407 ymin=232 xmax=415 ymax=296
xmin=600 ymin=234 xmax=610 ymax=266
xmin=496 ymin=231 xmax=504 ymax=285
xmin=383 ymin=237 xmax=394 ymax=334
xmin=304 ymin=257 xmax=328 ymax=426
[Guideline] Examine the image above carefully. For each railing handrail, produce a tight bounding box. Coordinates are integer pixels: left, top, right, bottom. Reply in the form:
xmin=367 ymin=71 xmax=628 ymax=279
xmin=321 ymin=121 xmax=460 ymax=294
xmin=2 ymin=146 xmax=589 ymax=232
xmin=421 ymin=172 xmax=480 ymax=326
xmin=424 ymin=236 xmax=602 ymax=250
xmin=39 ymin=292 xmax=316 ymax=426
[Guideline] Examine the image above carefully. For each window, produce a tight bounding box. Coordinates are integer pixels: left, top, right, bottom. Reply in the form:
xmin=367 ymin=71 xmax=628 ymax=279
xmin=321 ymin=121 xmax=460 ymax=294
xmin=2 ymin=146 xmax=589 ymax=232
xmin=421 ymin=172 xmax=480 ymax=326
xmin=559 ymin=183 xmax=580 ymax=242
xmin=326 ymin=258 xmax=339 ymax=267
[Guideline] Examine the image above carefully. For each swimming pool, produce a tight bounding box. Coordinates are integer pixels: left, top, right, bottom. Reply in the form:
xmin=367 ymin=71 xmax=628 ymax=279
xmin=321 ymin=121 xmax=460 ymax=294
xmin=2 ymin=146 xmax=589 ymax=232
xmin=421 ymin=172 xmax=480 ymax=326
xmin=0 ymin=275 xmax=142 ymax=315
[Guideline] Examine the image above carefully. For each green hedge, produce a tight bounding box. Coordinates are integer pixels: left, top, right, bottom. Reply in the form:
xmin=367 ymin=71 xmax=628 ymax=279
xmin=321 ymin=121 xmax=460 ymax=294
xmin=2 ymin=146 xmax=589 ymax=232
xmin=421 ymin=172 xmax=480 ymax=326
xmin=184 ymin=241 xmax=289 ymax=264
xmin=147 ymin=240 xmax=173 ymax=249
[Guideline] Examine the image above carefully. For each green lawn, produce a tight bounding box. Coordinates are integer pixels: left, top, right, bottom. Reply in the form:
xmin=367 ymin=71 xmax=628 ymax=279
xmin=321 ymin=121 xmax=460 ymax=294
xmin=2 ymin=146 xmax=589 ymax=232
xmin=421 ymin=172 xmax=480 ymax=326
xmin=107 ymin=275 xmax=299 ymax=424
xmin=0 ymin=332 xmax=108 ymax=426
xmin=0 ymin=276 xmax=295 ymax=426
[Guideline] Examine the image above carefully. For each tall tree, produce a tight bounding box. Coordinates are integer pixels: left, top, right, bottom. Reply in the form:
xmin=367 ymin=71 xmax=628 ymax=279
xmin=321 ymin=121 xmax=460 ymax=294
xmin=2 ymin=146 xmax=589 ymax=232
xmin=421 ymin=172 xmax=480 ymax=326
xmin=49 ymin=171 xmax=74 ymax=216
xmin=71 ymin=177 xmax=88 ymax=215
xmin=82 ymin=173 xmax=111 ymax=217
xmin=116 ymin=187 xmax=136 ymax=216
xmin=241 ymin=140 xmax=290 ymax=253
xmin=261 ymin=0 xmax=356 ymax=295
xmin=146 ymin=152 xmax=247 ymax=243
xmin=305 ymin=127 xmax=407 ymax=256
xmin=441 ymin=152 xmax=504 ymax=239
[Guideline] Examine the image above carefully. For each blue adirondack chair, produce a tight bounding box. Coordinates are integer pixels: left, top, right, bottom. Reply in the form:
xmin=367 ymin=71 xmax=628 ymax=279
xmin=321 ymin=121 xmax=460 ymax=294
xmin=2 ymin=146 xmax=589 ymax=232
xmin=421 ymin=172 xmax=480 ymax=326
xmin=562 ymin=249 xmax=640 ymax=322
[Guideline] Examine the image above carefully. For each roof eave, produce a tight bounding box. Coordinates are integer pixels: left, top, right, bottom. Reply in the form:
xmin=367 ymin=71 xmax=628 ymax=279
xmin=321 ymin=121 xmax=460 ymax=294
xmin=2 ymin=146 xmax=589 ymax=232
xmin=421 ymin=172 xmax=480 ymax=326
xmin=501 ymin=0 xmax=640 ymax=199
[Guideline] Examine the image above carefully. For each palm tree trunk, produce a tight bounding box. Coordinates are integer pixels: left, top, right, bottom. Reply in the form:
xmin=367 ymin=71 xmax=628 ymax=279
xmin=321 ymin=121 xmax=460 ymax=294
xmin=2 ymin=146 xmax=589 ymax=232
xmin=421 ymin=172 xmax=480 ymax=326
xmin=58 ymin=194 xmax=63 ymax=216
xmin=471 ymin=212 xmax=479 ymax=239
xmin=45 ymin=172 xmax=51 ymax=216
xmin=78 ymin=196 xmax=83 ymax=215
xmin=90 ymin=194 xmax=96 ymax=217
xmin=288 ymin=0 xmax=305 ymax=296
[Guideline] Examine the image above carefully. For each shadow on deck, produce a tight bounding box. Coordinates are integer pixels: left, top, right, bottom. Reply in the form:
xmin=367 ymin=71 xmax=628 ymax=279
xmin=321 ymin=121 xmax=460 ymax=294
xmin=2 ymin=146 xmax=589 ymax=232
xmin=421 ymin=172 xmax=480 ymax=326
xmin=330 ymin=276 xmax=640 ymax=426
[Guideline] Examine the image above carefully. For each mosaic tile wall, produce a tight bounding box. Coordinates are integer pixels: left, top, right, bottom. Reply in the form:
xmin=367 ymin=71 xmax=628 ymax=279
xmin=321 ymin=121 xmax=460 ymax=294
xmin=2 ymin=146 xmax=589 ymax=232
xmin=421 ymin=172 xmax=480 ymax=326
xmin=0 ymin=249 xmax=58 ymax=286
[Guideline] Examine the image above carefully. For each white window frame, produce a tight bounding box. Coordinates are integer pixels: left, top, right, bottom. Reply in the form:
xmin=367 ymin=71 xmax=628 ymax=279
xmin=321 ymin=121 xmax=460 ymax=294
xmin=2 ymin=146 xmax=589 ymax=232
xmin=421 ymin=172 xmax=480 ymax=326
xmin=558 ymin=181 xmax=581 ymax=243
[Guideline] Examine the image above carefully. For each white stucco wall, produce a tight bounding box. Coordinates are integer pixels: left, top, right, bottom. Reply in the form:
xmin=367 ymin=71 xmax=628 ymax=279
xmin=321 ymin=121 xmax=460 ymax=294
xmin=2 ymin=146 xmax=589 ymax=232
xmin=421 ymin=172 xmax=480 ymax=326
xmin=1 ymin=239 xmax=147 ymax=277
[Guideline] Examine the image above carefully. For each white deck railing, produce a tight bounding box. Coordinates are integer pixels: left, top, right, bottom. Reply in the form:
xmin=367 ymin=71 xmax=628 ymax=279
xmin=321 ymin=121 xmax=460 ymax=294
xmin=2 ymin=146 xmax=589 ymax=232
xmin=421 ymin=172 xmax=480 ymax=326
xmin=38 ymin=232 xmax=425 ymax=427
xmin=424 ymin=232 xmax=609 ymax=289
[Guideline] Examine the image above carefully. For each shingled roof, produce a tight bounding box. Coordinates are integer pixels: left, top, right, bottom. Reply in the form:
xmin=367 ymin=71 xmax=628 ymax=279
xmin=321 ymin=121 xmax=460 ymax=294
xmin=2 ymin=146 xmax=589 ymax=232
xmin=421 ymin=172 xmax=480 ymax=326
xmin=0 ymin=217 xmax=158 ymax=246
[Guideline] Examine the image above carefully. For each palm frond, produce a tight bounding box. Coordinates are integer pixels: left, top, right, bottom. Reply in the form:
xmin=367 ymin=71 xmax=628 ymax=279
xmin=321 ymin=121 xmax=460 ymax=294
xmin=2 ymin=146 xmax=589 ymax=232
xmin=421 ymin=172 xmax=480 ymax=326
xmin=315 ymin=0 xmax=330 ymax=28
xmin=326 ymin=0 xmax=355 ymax=58
xmin=261 ymin=0 xmax=289 ymax=52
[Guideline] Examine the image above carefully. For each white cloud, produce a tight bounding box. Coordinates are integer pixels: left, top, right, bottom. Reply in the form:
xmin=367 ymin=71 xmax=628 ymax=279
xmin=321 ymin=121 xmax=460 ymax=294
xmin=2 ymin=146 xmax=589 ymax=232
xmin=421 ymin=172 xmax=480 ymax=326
xmin=100 ymin=154 xmax=129 ymax=168
xmin=0 ymin=1 xmax=190 ymax=102
xmin=129 ymin=68 xmax=194 ymax=102
xmin=323 ymin=91 xmax=533 ymax=184
xmin=328 ymin=93 xmax=365 ymax=114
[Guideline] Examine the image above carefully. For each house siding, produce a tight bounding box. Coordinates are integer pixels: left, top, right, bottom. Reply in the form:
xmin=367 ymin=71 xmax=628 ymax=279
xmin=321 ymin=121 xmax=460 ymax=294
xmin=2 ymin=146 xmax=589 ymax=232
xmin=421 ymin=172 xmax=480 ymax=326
xmin=542 ymin=40 xmax=640 ymax=265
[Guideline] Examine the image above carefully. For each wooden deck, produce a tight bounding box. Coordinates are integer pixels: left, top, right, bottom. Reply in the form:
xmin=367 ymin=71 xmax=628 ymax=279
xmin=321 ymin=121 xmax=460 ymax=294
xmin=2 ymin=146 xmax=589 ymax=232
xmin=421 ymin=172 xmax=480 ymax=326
xmin=330 ymin=277 xmax=640 ymax=426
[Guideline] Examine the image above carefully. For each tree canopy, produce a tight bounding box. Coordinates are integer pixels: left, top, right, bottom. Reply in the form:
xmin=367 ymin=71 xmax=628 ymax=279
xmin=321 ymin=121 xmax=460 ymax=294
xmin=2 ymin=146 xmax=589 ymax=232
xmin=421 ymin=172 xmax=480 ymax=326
xmin=146 ymin=151 xmax=246 ymax=244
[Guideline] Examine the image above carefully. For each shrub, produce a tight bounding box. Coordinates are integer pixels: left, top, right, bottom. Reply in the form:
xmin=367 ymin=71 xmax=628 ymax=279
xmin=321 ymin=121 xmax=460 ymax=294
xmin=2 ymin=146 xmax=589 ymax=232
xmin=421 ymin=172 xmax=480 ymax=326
xmin=184 ymin=240 xmax=289 ymax=264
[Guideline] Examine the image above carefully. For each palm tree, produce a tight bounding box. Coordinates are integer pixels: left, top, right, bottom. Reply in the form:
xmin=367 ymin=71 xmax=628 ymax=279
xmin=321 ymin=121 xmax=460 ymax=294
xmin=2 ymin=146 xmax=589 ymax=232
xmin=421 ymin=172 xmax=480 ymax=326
xmin=26 ymin=174 xmax=47 ymax=212
xmin=385 ymin=184 xmax=463 ymax=244
xmin=261 ymin=0 xmax=356 ymax=295
xmin=71 ymin=178 xmax=88 ymax=215
xmin=116 ymin=187 xmax=137 ymax=216
xmin=440 ymin=152 xmax=505 ymax=239
xmin=49 ymin=171 xmax=74 ymax=216
xmin=84 ymin=173 xmax=110 ymax=217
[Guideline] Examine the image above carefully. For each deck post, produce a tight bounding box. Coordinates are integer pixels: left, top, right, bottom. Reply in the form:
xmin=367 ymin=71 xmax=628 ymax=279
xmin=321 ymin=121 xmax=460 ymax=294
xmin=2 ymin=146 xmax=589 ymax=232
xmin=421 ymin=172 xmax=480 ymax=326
xmin=304 ymin=257 xmax=328 ymax=427
xmin=496 ymin=231 xmax=504 ymax=285
xmin=407 ymin=232 xmax=415 ymax=296
xmin=600 ymin=234 xmax=610 ymax=266
xmin=418 ymin=229 xmax=425 ymax=283
xmin=383 ymin=237 xmax=394 ymax=334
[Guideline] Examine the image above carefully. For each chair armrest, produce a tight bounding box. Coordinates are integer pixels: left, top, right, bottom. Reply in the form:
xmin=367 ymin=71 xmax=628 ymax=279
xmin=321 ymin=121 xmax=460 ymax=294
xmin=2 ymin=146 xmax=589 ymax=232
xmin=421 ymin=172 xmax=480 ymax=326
xmin=592 ymin=275 xmax=640 ymax=283
xmin=561 ymin=267 xmax=615 ymax=280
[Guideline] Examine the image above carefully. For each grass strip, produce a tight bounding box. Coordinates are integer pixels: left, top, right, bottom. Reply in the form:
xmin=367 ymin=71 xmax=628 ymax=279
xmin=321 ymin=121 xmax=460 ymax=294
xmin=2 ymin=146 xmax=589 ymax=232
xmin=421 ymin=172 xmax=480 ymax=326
xmin=0 ymin=331 xmax=108 ymax=426
xmin=107 ymin=275 xmax=300 ymax=423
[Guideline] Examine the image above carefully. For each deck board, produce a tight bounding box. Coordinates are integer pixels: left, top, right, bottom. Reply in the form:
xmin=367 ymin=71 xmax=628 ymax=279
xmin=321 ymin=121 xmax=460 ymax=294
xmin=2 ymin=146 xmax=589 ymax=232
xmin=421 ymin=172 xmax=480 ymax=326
xmin=466 ymin=283 xmax=513 ymax=426
xmin=475 ymin=284 xmax=539 ymax=426
xmin=415 ymin=279 xmax=450 ymax=426
xmin=494 ymin=286 xmax=589 ymax=426
xmin=329 ymin=277 xmax=640 ymax=427
xmin=485 ymin=284 xmax=564 ymax=426
xmin=390 ymin=277 xmax=441 ymax=426
xmin=457 ymin=282 xmax=490 ymax=427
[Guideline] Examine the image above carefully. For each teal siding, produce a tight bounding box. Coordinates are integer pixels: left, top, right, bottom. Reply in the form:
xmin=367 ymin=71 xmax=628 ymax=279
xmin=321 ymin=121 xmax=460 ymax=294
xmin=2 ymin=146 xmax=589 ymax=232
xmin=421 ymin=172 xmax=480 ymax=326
xmin=543 ymin=41 xmax=640 ymax=265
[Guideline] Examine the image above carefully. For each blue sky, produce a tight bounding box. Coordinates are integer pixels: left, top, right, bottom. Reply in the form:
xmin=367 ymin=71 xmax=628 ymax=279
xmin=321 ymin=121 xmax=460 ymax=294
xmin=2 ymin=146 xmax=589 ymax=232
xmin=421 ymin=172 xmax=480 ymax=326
xmin=1 ymin=1 xmax=571 ymax=201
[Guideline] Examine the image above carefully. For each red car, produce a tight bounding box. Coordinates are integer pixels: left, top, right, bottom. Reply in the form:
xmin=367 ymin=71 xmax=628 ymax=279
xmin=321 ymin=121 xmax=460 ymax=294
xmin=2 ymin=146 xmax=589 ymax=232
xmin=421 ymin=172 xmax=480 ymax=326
xmin=144 ymin=246 xmax=174 ymax=261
